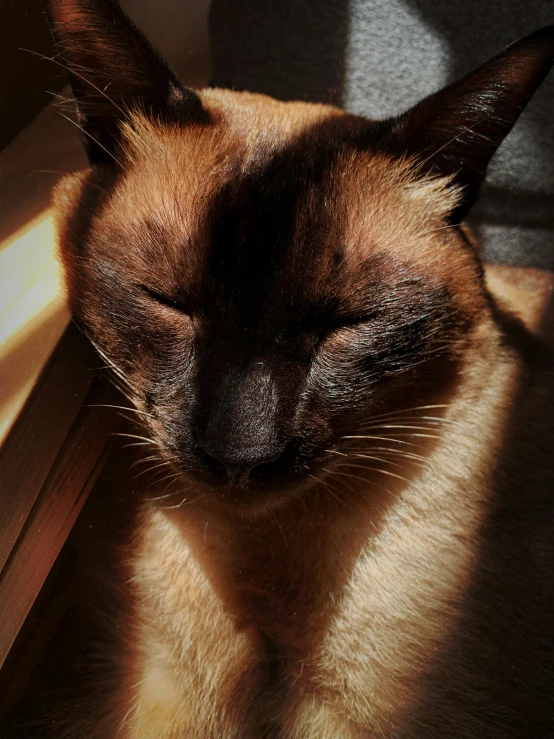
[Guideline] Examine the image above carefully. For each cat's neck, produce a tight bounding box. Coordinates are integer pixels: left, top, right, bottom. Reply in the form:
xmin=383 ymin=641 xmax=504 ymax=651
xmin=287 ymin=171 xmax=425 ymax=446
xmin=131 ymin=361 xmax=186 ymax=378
xmin=165 ymin=485 xmax=359 ymax=656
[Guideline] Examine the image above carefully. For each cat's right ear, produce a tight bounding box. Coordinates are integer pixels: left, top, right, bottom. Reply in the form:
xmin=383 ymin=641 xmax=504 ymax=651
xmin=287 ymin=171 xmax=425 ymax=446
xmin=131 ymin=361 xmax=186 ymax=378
xmin=45 ymin=0 xmax=206 ymax=165
xmin=384 ymin=26 xmax=554 ymax=222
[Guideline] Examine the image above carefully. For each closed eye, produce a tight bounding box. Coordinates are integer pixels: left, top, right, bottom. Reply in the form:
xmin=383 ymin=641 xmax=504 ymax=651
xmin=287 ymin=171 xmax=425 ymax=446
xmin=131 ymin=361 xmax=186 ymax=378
xmin=313 ymin=314 xmax=377 ymax=349
xmin=140 ymin=285 xmax=189 ymax=314
xmin=336 ymin=314 xmax=376 ymax=329
xmin=324 ymin=312 xmax=378 ymax=335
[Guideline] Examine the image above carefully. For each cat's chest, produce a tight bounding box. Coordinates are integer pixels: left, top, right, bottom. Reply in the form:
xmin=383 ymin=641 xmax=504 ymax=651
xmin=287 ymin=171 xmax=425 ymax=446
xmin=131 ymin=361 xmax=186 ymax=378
xmin=124 ymin=508 xmax=341 ymax=733
xmin=122 ymin=473 xmax=484 ymax=739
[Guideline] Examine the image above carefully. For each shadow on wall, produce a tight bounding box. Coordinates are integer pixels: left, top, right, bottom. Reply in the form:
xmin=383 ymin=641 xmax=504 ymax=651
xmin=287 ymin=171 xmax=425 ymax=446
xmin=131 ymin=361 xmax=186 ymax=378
xmin=122 ymin=0 xmax=211 ymax=87
xmin=209 ymin=0 xmax=349 ymax=106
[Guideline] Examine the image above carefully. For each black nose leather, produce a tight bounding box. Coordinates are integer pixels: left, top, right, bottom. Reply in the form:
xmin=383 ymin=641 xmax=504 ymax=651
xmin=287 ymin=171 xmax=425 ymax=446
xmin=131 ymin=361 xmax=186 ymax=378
xmin=200 ymin=439 xmax=286 ymax=485
xmin=197 ymin=362 xmax=287 ymax=485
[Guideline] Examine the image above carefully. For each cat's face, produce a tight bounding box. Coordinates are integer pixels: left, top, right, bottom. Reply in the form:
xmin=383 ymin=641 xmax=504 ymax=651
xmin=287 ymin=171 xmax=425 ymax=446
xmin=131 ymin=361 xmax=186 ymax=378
xmin=48 ymin=0 xmax=554 ymax=512
xmin=55 ymin=97 xmax=483 ymax=509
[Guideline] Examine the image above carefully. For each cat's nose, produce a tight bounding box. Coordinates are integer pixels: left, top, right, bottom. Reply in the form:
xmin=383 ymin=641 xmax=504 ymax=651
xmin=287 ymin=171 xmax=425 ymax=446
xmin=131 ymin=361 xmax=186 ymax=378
xmin=200 ymin=439 xmax=286 ymax=486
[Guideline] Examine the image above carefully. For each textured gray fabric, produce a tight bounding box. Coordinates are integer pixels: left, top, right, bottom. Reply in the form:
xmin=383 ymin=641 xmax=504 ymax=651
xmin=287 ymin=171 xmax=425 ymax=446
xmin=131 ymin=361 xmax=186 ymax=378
xmin=209 ymin=0 xmax=554 ymax=269
xmin=209 ymin=0 xmax=348 ymax=105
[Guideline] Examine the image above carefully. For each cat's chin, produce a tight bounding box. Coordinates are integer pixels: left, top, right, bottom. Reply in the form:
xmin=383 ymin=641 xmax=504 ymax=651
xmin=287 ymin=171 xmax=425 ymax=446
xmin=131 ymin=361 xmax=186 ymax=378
xmin=192 ymin=474 xmax=314 ymax=520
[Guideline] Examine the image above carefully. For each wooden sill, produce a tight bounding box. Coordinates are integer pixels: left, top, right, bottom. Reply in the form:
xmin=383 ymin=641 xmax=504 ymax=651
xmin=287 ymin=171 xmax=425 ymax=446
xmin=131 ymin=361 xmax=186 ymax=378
xmin=0 ymin=91 xmax=87 ymax=444
xmin=0 ymin=98 xmax=120 ymax=678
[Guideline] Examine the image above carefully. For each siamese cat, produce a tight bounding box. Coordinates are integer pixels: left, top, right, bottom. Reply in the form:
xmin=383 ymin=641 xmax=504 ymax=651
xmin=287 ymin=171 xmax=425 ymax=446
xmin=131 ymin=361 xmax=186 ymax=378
xmin=13 ymin=0 xmax=554 ymax=736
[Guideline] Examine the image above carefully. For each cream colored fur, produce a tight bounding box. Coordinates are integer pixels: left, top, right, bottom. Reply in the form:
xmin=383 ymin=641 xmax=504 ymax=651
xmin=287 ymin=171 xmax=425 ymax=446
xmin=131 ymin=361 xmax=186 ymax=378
xmin=110 ymin=267 xmax=552 ymax=738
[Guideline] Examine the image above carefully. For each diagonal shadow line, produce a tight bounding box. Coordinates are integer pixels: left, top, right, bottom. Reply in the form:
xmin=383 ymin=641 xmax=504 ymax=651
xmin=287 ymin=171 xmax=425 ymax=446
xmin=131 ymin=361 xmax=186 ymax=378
xmin=471 ymin=185 xmax=554 ymax=230
xmin=413 ymin=275 xmax=554 ymax=732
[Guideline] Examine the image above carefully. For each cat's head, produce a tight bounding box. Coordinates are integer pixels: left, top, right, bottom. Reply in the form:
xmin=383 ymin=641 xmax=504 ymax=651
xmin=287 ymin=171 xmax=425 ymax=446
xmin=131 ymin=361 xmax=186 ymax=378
xmin=47 ymin=0 xmax=554 ymax=513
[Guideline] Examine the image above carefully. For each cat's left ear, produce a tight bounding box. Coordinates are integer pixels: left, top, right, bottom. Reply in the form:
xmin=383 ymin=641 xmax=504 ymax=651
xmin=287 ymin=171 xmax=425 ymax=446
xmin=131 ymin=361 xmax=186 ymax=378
xmin=388 ymin=26 xmax=554 ymax=222
xmin=45 ymin=0 xmax=206 ymax=165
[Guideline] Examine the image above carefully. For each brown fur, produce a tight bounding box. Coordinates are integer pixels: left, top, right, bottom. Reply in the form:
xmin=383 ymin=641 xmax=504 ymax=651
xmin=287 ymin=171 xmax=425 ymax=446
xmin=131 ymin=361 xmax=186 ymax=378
xmin=9 ymin=3 xmax=554 ymax=736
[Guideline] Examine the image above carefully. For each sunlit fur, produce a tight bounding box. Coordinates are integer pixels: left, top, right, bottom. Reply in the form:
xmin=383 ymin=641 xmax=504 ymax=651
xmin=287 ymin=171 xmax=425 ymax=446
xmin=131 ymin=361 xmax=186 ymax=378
xmin=12 ymin=3 xmax=554 ymax=737
xmin=104 ymin=276 xmax=552 ymax=739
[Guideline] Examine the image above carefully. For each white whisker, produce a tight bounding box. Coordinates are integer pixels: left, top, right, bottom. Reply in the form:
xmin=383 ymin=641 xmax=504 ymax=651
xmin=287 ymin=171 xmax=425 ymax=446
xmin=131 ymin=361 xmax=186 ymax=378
xmin=360 ymin=404 xmax=448 ymax=421
xmin=342 ymin=434 xmax=425 ymax=446
xmin=337 ymin=461 xmax=411 ymax=484
xmin=310 ymin=470 xmax=345 ymax=506
xmin=129 ymin=454 xmax=162 ymax=470
xmin=357 ymin=423 xmax=445 ymax=432
xmin=113 ymin=432 xmax=157 ymax=444
xmin=20 ymin=47 xmax=128 ymax=117
xmin=133 ymin=460 xmax=173 ymax=480
xmin=87 ymin=403 xmax=154 ymax=419
xmin=325 ymin=469 xmax=395 ymax=497
xmin=55 ymin=110 xmax=128 ymax=171
xmin=345 ymin=433 xmax=441 ymax=441
xmin=86 ymin=336 xmax=135 ymax=391
xmin=328 ymin=448 xmax=426 ymax=463
xmin=122 ymin=441 xmax=157 ymax=449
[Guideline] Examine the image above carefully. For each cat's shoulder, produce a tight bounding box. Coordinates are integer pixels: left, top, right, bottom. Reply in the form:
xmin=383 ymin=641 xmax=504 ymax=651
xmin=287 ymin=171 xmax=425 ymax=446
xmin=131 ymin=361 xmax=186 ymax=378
xmin=485 ymin=264 xmax=554 ymax=343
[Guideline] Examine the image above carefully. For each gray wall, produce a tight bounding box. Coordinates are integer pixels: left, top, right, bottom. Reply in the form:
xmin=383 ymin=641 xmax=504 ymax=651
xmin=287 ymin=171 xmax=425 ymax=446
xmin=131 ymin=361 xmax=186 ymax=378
xmin=122 ymin=0 xmax=211 ymax=87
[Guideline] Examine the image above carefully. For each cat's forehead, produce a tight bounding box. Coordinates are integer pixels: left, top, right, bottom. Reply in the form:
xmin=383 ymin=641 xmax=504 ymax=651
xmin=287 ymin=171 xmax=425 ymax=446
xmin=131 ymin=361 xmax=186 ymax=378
xmin=121 ymin=89 xmax=338 ymax=175
xmin=100 ymin=89 xmax=459 ymax=306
